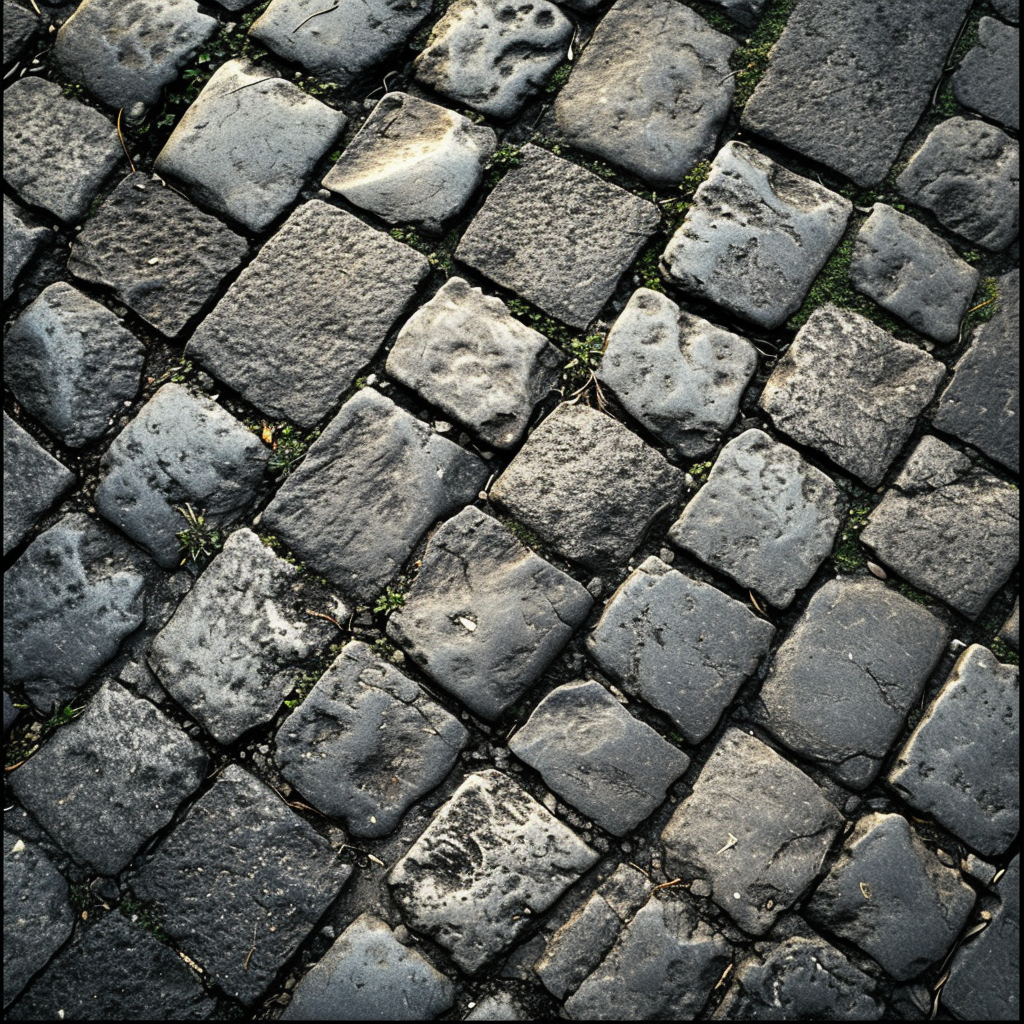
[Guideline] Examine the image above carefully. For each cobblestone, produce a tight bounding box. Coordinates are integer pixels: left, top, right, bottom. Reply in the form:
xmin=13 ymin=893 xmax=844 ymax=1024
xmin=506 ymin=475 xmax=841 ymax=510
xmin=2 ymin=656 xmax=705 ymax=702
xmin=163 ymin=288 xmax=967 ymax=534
xmin=3 ymin=197 xmax=48 ymax=303
xmin=952 ymin=16 xmax=1019 ymax=131
xmin=3 ymin=0 xmax=38 ymax=69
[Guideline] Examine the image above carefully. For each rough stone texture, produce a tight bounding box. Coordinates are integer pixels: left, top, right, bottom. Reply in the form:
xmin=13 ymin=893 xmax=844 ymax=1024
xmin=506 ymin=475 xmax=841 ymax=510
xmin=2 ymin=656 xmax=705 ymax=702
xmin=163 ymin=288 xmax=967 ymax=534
xmin=1002 ymin=598 xmax=1020 ymax=649
xmin=465 ymin=993 xmax=529 ymax=1020
xmin=668 ymin=429 xmax=843 ymax=609
xmin=991 ymin=0 xmax=1019 ymax=22
xmin=154 ymin=59 xmax=347 ymax=232
xmin=274 ymin=641 xmax=467 ymax=837
xmin=661 ymin=728 xmax=843 ymax=935
xmin=741 ymin=0 xmax=972 ymax=187
xmin=149 ymin=529 xmax=341 ymax=745
xmin=587 ymin=556 xmax=775 ymax=745
xmin=597 ymin=289 xmax=758 ymax=458
xmin=131 ymin=765 xmax=351 ymax=1006
xmin=755 ymin=578 xmax=948 ymax=790
xmin=68 ymin=172 xmax=250 ymax=339
xmin=861 ymin=436 xmax=1019 ymax=618
xmin=3 ymin=0 xmax=38 ymax=69
xmin=661 ymin=142 xmax=851 ymax=330
xmin=3 ymin=196 xmax=48 ymax=302
xmin=806 ymin=813 xmax=976 ymax=981
xmin=188 ymin=202 xmax=429 ymax=427
xmin=953 ymin=17 xmax=1019 ymax=130
xmin=3 ymin=693 xmax=17 ymax=734
xmin=5 ymin=283 xmax=145 ymax=448
xmin=387 ymin=507 xmax=592 ymax=721
xmin=94 ymin=383 xmax=269 ymax=570
xmin=553 ymin=0 xmax=735 ymax=186
xmin=388 ymin=770 xmax=598 ymax=973
xmin=456 ymin=144 xmax=660 ymax=329
xmin=323 ymin=92 xmax=497 ymax=233
xmin=703 ymin=0 xmax=767 ymax=27
xmin=897 ymin=117 xmax=1019 ymax=251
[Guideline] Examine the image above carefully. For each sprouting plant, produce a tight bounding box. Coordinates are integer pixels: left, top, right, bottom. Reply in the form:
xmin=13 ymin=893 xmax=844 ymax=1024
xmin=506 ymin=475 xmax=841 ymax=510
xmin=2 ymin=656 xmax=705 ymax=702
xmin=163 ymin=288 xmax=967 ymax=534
xmin=373 ymin=586 xmax=407 ymax=615
xmin=686 ymin=461 xmax=714 ymax=487
xmin=175 ymin=504 xmax=223 ymax=568
xmin=485 ymin=143 xmax=523 ymax=186
xmin=266 ymin=424 xmax=319 ymax=478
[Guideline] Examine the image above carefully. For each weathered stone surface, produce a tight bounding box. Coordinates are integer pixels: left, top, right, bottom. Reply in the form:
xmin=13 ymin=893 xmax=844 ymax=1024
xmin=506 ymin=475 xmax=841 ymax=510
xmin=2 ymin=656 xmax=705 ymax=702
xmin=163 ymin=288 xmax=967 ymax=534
xmin=323 ymin=92 xmax=496 ymax=233
xmin=741 ymin=0 xmax=972 ymax=186
xmin=1002 ymin=598 xmax=1020 ymax=649
xmin=668 ymin=430 xmax=843 ymax=609
xmin=3 ymin=196 xmax=48 ymax=302
xmin=755 ymin=578 xmax=948 ymax=790
xmin=189 ymin=202 xmax=428 ymax=427
xmin=662 ymin=143 xmax=851 ymax=329
xmin=861 ymin=436 xmax=1019 ymax=618
xmin=897 ymin=117 xmax=1019 ymax=251
xmin=953 ymin=17 xmax=1019 ymax=130
xmin=991 ymin=0 xmax=1019 ymax=22
xmin=3 ymin=0 xmax=38 ymax=69
xmin=554 ymin=0 xmax=734 ymax=186
xmin=456 ymin=144 xmax=660 ymax=329
xmin=387 ymin=507 xmax=592 ymax=720
xmin=3 ymin=693 xmax=17 ymax=734
xmin=597 ymin=289 xmax=758 ymax=458
xmin=94 ymin=383 xmax=269 ymax=570
xmin=154 ymin=59 xmax=346 ymax=232
xmin=806 ymin=813 xmax=975 ymax=981
xmin=587 ymin=556 xmax=775 ymax=745
xmin=492 ymin=403 xmax=683 ymax=571
xmin=388 ymin=770 xmax=598 ymax=972
xmin=386 ymin=278 xmax=561 ymax=450
xmin=68 ymin=172 xmax=250 ymax=339
xmin=661 ymin=728 xmax=843 ymax=935
xmin=131 ymin=765 xmax=351 ymax=1006
xmin=275 ymin=641 xmax=467 ymax=837
xmin=465 ymin=993 xmax=529 ymax=1020
xmin=703 ymin=0 xmax=767 ymax=27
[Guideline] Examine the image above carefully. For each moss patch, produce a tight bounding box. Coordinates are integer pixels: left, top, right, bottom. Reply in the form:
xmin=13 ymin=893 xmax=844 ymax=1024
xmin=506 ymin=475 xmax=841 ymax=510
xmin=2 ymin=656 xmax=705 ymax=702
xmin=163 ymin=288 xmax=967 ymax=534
xmin=730 ymin=0 xmax=798 ymax=109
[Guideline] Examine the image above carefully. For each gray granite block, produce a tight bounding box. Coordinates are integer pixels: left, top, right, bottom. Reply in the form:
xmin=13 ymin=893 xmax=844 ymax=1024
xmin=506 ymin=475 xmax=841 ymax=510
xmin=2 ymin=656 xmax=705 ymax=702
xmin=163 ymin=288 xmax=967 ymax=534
xmin=1001 ymin=598 xmax=1020 ymax=649
xmin=991 ymin=0 xmax=1019 ymax=22
xmin=953 ymin=17 xmax=1019 ymax=130
xmin=3 ymin=197 xmax=48 ymax=302
xmin=3 ymin=0 xmax=38 ymax=69
xmin=465 ymin=993 xmax=530 ymax=1021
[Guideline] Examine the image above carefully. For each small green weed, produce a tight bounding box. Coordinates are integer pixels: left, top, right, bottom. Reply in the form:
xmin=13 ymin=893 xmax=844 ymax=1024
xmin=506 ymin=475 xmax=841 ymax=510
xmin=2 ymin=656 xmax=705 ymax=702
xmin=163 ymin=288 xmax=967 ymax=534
xmin=373 ymin=585 xmax=407 ymax=615
xmin=545 ymin=62 xmax=573 ymax=94
xmin=485 ymin=143 xmax=523 ymax=186
xmin=265 ymin=423 xmax=319 ymax=478
xmin=389 ymin=226 xmax=459 ymax=275
xmin=283 ymin=643 xmax=343 ymax=708
xmin=730 ymin=0 xmax=797 ymax=108
xmin=961 ymin=277 xmax=999 ymax=336
xmin=833 ymin=501 xmax=873 ymax=573
xmin=120 ymin=897 xmax=168 ymax=940
xmin=990 ymin=637 xmax=1019 ymax=665
xmin=370 ymin=637 xmax=397 ymax=659
xmin=175 ymin=503 xmax=224 ymax=568
xmin=43 ymin=703 xmax=85 ymax=731
xmin=686 ymin=461 xmax=714 ymax=487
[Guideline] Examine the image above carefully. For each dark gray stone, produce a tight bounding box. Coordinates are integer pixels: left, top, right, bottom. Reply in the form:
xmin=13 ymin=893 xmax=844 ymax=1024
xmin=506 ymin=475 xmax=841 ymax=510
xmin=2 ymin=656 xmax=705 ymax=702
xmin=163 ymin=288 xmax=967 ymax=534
xmin=455 ymin=144 xmax=660 ymax=329
xmin=991 ymin=0 xmax=1019 ymax=23
xmin=741 ymin=0 xmax=972 ymax=186
xmin=3 ymin=0 xmax=38 ymax=69
xmin=188 ymin=201 xmax=429 ymax=427
xmin=661 ymin=728 xmax=843 ymax=935
xmin=3 ymin=196 xmax=48 ymax=302
xmin=755 ymin=578 xmax=948 ymax=790
xmin=861 ymin=436 xmax=1019 ymax=618
xmin=1001 ymin=598 xmax=1019 ymax=649
xmin=953 ymin=17 xmax=1019 ymax=130
xmin=661 ymin=142 xmax=851 ymax=329
xmin=3 ymin=693 xmax=17 ymax=734
xmin=703 ymin=0 xmax=767 ymax=27
xmin=387 ymin=507 xmax=592 ymax=720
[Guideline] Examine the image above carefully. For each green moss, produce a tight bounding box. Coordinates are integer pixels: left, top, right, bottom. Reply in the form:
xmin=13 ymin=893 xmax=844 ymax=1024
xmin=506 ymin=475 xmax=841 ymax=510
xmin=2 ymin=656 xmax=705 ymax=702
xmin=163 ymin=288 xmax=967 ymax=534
xmin=545 ymin=62 xmax=573 ymax=94
xmin=370 ymin=637 xmax=397 ymax=659
xmin=283 ymin=642 xmax=343 ymax=709
xmin=120 ymin=897 xmax=168 ymax=940
xmin=685 ymin=2 xmax=737 ymax=35
xmin=730 ymin=0 xmax=797 ymax=109
xmin=485 ymin=143 xmax=524 ymax=187
xmin=263 ymin=423 xmax=319 ymax=479
xmin=897 ymin=582 xmax=932 ymax=607
xmin=505 ymin=519 xmax=543 ymax=550
xmin=990 ymin=638 xmax=1019 ymax=665
xmin=961 ymin=276 xmax=999 ymax=336
xmin=389 ymin=226 xmax=459 ymax=275
xmin=833 ymin=501 xmax=874 ymax=573
xmin=634 ymin=245 xmax=666 ymax=293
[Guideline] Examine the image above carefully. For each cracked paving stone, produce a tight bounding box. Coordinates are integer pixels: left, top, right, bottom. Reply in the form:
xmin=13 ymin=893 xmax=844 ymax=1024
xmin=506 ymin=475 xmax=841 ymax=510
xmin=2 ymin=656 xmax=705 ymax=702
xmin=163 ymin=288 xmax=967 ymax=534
xmin=952 ymin=16 xmax=1019 ymax=131
xmin=1001 ymin=598 xmax=1020 ymax=649
xmin=806 ymin=813 xmax=975 ymax=981
xmin=3 ymin=0 xmax=39 ymax=69
xmin=131 ymin=764 xmax=352 ymax=1006
xmin=3 ymin=196 xmax=49 ymax=302
xmin=455 ymin=144 xmax=660 ymax=329
xmin=587 ymin=556 xmax=775 ymax=745
xmin=388 ymin=769 xmax=598 ymax=973
xmin=661 ymin=727 xmax=843 ymax=936
xmin=860 ymin=436 xmax=1019 ymax=619
xmin=668 ymin=429 xmax=843 ymax=609
xmin=274 ymin=640 xmax=467 ymax=838
xmin=661 ymin=142 xmax=852 ymax=330
xmin=387 ymin=507 xmax=592 ymax=720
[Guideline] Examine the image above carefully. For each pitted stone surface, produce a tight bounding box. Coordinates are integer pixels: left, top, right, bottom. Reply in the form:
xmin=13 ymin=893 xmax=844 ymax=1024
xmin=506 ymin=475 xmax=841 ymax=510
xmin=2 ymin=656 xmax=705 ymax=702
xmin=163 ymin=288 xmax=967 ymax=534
xmin=3 ymin=0 xmax=38 ymax=69
xmin=387 ymin=507 xmax=592 ymax=721
xmin=3 ymin=197 xmax=48 ymax=302
xmin=1002 ymin=599 xmax=1020 ymax=649
xmin=668 ymin=429 xmax=843 ymax=609
xmin=661 ymin=142 xmax=852 ymax=330
xmin=456 ymin=144 xmax=660 ymax=329
xmin=587 ymin=556 xmax=775 ymax=745
xmin=661 ymin=728 xmax=843 ymax=935
xmin=952 ymin=17 xmax=1019 ymax=130
xmin=388 ymin=770 xmax=598 ymax=973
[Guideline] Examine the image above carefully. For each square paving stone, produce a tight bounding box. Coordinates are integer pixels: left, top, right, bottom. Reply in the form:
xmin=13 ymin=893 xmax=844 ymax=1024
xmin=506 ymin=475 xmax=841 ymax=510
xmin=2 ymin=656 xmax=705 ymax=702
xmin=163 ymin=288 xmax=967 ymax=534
xmin=455 ymin=144 xmax=660 ymax=329
xmin=149 ymin=529 xmax=341 ymax=745
xmin=661 ymin=142 xmax=851 ymax=330
xmin=386 ymin=507 xmax=592 ymax=721
xmin=68 ymin=172 xmax=250 ymax=339
xmin=754 ymin=578 xmax=948 ymax=790
xmin=274 ymin=640 xmax=467 ymax=838
xmin=11 ymin=681 xmax=207 ymax=876
xmin=759 ymin=305 xmax=945 ymax=487
xmin=3 ymin=196 xmax=49 ymax=302
xmin=952 ymin=17 xmax=1019 ymax=130
xmin=388 ymin=769 xmax=598 ymax=972
xmin=3 ymin=0 xmax=39 ymax=69
xmin=261 ymin=388 xmax=487 ymax=603
xmin=491 ymin=403 xmax=684 ymax=572
xmin=94 ymin=383 xmax=269 ymax=570
xmin=154 ymin=59 xmax=347 ymax=232
xmin=805 ymin=813 xmax=976 ymax=981
xmin=587 ymin=556 xmax=775 ymax=745
xmin=860 ymin=436 xmax=1019 ymax=619
xmin=131 ymin=764 xmax=352 ymax=1006
xmin=668 ymin=429 xmax=843 ymax=609
xmin=661 ymin=727 xmax=843 ymax=936
xmin=189 ymin=201 xmax=429 ymax=427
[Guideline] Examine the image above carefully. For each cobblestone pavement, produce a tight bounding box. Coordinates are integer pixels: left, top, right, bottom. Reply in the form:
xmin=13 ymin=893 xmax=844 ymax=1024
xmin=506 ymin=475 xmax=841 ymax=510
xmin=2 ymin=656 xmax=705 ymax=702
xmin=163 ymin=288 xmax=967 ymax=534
xmin=3 ymin=1 xmax=1019 ymax=1020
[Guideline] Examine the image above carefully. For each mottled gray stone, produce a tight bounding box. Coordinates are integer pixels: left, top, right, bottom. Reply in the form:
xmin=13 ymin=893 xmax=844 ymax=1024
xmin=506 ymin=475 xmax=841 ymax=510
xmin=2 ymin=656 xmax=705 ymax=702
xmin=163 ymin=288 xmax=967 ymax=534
xmin=953 ymin=17 xmax=1019 ymax=130
xmin=661 ymin=143 xmax=851 ymax=329
xmin=661 ymin=728 xmax=843 ymax=935
xmin=456 ymin=144 xmax=660 ymax=329
xmin=3 ymin=693 xmax=17 ymax=734
xmin=703 ymin=0 xmax=766 ymax=27
xmin=3 ymin=197 xmax=48 ymax=302
xmin=387 ymin=507 xmax=592 ymax=720
xmin=388 ymin=770 xmax=598 ymax=973
xmin=991 ymin=0 xmax=1019 ymax=23
xmin=861 ymin=436 xmax=1019 ymax=618
xmin=465 ymin=993 xmax=529 ymax=1020
xmin=3 ymin=0 xmax=38 ymax=68
xmin=1002 ymin=599 xmax=1020 ymax=649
